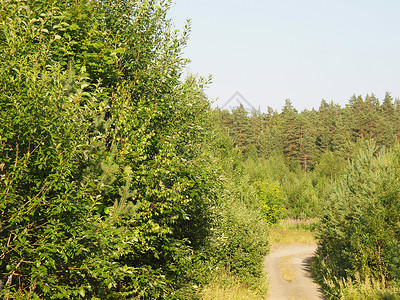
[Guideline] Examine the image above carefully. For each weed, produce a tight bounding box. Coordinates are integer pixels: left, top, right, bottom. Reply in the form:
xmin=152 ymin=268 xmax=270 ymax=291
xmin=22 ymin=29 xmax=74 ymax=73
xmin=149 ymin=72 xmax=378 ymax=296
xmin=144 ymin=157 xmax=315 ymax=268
xmin=279 ymin=255 xmax=296 ymax=282
xmin=269 ymin=218 xmax=318 ymax=245
xmin=200 ymin=270 xmax=266 ymax=300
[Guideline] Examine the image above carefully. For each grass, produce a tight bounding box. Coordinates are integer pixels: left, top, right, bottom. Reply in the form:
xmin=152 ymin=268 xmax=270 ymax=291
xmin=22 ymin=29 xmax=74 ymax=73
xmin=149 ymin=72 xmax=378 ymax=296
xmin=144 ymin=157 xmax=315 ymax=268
xmin=338 ymin=274 xmax=400 ymax=300
xmin=279 ymin=255 xmax=296 ymax=282
xmin=269 ymin=218 xmax=318 ymax=245
xmin=321 ymin=272 xmax=400 ymax=300
xmin=200 ymin=270 xmax=266 ymax=300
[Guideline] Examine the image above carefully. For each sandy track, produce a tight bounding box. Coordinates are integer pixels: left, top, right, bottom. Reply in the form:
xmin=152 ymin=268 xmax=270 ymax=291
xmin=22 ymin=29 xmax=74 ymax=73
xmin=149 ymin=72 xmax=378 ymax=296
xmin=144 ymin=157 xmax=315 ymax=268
xmin=265 ymin=243 xmax=325 ymax=300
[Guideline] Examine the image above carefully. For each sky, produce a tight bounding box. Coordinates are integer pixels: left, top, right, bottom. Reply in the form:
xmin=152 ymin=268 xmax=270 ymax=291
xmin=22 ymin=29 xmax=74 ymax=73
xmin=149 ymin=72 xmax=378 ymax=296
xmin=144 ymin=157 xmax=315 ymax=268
xmin=168 ymin=0 xmax=400 ymax=112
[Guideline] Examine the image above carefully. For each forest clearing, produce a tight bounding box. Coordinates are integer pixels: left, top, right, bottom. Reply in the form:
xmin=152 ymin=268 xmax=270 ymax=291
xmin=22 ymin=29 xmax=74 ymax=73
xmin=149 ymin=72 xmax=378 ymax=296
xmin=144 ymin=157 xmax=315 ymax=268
xmin=2 ymin=0 xmax=400 ymax=299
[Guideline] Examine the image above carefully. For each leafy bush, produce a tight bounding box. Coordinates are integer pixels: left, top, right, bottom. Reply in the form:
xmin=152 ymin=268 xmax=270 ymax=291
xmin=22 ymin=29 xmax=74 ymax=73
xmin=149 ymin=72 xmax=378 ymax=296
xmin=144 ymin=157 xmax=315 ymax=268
xmin=210 ymin=196 xmax=269 ymax=293
xmin=205 ymin=129 xmax=270 ymax=295
xmin=315 ymin=140 xmax=400 ymax=298
xmin=0 ymin=0 xmax=217 ymax=298
xmin=243 ymin=153 xmax=328 ymax=219
xmin=281 ymin=174 xmax=321 ymax=218
xmin=0 ymin=0 xmax=275 ymax=298
xmin=254 ymin=179 xmax=285 ymax=224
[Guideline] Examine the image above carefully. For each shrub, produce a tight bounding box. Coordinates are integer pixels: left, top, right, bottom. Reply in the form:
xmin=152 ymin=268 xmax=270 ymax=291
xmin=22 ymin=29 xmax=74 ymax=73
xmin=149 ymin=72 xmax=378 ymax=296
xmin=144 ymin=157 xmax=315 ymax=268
xmin=210 ymin=197 xmax=269 ymax=293
xmin=254 ymin=179 xmax=285 ymax=224
xmin=206 ymin=129 xmax=270 ymax=295
xmin=315 ymin=140 xmax=400 ymax=298
xmin=0 ymin=0 xmax=217 ymax=298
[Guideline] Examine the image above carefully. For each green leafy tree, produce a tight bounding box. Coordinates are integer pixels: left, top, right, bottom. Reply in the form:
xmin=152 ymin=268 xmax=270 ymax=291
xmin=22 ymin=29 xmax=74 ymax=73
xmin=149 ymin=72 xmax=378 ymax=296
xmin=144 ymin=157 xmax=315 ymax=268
xmin=0 ymin=1 xmax=110 ymax=297
xmin=0 ymin=0 xmax=217 ymax=298
xmin=313 ymin=150 xmax=346 ymax=180
xmin=254 ymin=180 xmax=286 ymax=224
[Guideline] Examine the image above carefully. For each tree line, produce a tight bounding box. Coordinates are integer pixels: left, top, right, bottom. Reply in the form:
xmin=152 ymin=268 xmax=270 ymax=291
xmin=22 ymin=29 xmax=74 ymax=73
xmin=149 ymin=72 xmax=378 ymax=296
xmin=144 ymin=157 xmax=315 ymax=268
xmin=215 ymin=93 xmax=400 ymax=173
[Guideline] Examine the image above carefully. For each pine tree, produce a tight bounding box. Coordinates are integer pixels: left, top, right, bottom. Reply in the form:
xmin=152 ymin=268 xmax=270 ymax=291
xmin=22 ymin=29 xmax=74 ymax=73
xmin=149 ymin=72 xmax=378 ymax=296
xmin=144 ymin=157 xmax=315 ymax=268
xmin=298 ymin=110 xmax=318 ymax=173
xmin=281 ymin=99 xmax=301 ymax=167
xmin=229 ymin=104 xmax=252 ymax=153
xmin=379 ymin=92 xmax=397 ymax=146
xmin=316 ymin=100 xmax=348 ymax=156
xmin=316 ymin=141 xmax=400 ymax=289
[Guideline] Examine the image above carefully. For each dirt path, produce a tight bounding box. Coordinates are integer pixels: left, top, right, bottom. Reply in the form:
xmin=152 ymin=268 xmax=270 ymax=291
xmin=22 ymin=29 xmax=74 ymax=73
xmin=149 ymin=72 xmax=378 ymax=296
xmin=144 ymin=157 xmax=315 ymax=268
xmin=265 ymin=243 xmax=325 ymax=300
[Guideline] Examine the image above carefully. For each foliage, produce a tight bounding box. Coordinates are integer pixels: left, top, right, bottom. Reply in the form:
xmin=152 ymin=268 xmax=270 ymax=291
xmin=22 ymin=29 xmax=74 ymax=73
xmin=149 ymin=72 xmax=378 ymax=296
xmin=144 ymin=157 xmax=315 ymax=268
xmin=0 ymin=1 xmax=106 ymax=297
xmin=312 ymin=262 xmax=400 ymax=299
xmin=254 ymin=179 xmax=285 ymax=224
xmin=200 ymin=270 xmax=265 ymax=300
xmin=216 ymin=92 xmax=400 ymax=169
xmin=210 ymin=196 xmax=269 ymax=293
xmin=205 ymin=129 xmax=270 ymax=294
xmin=213 ymin=91 xmax=400 ymax=217
xmin=313 ymin=150 xmax=346 ymax=179
xmin=6 ymin=0 xmax=400 ymax=298
xmin=315 ymin=140 xmax=400 ymax=298
xmin=0 ymin=0 xmax=218 ymax=298
xmin=338 ymin=274 xmax=399 ymax=299
xmin=281 ymin=173 xmax=321 ymax=218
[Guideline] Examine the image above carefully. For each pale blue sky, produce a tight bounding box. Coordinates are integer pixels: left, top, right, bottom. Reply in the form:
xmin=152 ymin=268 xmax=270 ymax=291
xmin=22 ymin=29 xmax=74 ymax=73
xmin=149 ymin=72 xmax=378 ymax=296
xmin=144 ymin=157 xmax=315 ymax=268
xmin=169 ymin=0 xmax=400 ymax=112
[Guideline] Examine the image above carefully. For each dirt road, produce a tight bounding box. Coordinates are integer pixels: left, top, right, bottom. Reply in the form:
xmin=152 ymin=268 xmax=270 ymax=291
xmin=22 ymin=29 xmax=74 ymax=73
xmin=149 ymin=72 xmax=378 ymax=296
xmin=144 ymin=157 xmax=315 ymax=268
xmin=265 ymin=243 xmax=324 ymax=300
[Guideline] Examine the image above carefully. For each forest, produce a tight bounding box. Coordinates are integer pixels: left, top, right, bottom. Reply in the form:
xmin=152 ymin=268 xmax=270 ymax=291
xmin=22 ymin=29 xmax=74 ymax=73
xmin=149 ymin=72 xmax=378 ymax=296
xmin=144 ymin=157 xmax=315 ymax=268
xmin=1 ymin=0 xmax=400 ymax=299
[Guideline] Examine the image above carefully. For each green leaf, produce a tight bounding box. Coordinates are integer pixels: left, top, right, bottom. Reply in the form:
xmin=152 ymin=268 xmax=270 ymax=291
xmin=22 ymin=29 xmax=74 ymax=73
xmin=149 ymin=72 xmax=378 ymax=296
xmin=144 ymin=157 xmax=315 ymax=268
xmin=69 ymin=23 xmax=79 ymax=31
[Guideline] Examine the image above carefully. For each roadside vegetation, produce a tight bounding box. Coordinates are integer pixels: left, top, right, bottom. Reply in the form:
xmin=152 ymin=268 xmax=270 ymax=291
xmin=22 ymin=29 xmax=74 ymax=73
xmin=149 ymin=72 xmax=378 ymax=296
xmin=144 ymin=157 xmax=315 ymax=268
xmin=2 ymin=0 xmax=400 ymax=299
xmin=213 ymin=94 xmax=400 ymax=299
xmin=312 ymin=141 xmax=400 ymax=299
xmin=200 ymin=270 xmax=265 ymax=300
xmin=270 ymin=218 xmax=317 ymax=245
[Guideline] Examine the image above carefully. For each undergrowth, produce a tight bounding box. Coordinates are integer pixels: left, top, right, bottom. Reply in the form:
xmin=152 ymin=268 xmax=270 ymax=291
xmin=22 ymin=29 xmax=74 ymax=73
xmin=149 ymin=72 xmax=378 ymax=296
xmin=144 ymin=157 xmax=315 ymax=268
xmin=312 ymin=258 xmax=400 ymax=299
xmin=313 ymin=142 xmax=400 ymax=299
xmin=200 ymin=270 xmax=266 ymax=300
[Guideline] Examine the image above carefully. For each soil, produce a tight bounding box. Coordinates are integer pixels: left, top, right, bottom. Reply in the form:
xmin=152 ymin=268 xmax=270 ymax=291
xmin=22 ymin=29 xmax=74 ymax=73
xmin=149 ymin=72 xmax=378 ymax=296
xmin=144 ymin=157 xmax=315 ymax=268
xmin=265 ymin=243 xmax=325 ymax=300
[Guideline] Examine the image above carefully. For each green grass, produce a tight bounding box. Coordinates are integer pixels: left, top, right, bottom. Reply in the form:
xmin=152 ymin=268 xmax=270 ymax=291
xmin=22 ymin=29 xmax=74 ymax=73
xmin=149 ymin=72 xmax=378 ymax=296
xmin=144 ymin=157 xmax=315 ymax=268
xmin=311 ymin=235 xmax=400 ymax=299
xmin=321 ymin=272 xmax=400 ymax=299
xmin=200 ymin=270 xmax=266 ymax=300
xmin=269 ymin=218 xmax=318 ymax=245
xmin=279 ymin=255 xmax=296 ymax=282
